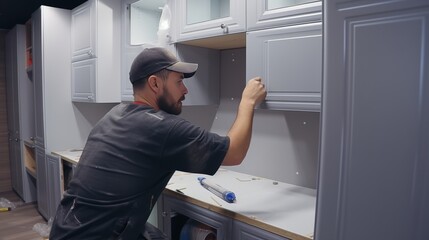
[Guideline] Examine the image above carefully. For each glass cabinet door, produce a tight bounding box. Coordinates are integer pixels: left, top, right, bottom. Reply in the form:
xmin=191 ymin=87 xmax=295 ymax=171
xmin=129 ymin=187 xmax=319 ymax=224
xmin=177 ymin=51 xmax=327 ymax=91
xmin=128 ymin=0 xmax=169 ymax=46
xmin=247 ymin=0 xmax=322 ymax=31
xmin=186 ymin=0 xmax=230 ymax=25
xmin=177 ymin=0 xmax=246 ymax=41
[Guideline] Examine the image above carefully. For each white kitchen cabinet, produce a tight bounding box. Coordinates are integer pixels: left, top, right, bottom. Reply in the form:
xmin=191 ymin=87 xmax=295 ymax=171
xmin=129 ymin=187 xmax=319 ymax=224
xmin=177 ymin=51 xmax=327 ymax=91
xmin=71 ymin=0 xmax=95 ymax=62
xmin=71 ymin=58 xmax=96 ymax=102
xmin=176 ymin=0 xmax=246 ymax=42
xmin=246 ymin=22 xmax=322 ymax=111
xmin=35 ymin=146 xmax=49 ymax=219
xmin=46 ymin=154 xmax=62 ymax=219
xmin=71 ymin=0 xmax=121 ymax=103
xmin=233 ymin=221 xmax=291 ymax=240
xmin=5 ymin=25 xmax=37 ymax=203
xmin=32 ymin=5 xmax=73 ymax=219
xmin=316 ymin=1 xmax=429 ymax=240
xmin=247 ymin=0 xmax=321 ymax=31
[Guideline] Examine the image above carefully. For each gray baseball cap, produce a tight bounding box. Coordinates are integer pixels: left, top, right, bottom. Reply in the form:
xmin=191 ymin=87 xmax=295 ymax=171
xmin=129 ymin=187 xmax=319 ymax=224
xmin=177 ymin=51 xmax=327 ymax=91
xmin=129 ymin=47 xmax=198 ymax=84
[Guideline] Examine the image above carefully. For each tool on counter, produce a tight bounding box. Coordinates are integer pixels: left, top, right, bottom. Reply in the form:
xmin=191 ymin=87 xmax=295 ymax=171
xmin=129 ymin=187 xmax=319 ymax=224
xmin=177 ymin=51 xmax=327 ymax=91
xmin=198 ymin=177 xmax=236 ymax=203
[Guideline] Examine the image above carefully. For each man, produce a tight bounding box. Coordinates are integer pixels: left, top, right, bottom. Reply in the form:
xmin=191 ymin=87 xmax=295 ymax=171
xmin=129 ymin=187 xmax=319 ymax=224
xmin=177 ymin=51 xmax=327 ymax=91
xmin=49 ymin=47 xmax=266 ymax=239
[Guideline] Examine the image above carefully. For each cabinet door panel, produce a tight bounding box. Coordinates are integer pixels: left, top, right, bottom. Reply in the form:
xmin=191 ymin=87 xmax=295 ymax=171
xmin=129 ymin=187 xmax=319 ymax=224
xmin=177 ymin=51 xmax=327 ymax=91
xmin=247 ymin=22 xmax=322 ymax=111
xmin=46 ymin=154 xmax=62 ymax=219
xmin=72 ymin=58 xmax=96 ymax=102
xmin=36 ymin=147 xmax=49 ymax=219
xmin=317 ymin=2 xmax=429 ymax=240
xmin=247 ymin=0 xmax=321 ymax=31
xmin=71 ymin=0 xmax=96 ymax=62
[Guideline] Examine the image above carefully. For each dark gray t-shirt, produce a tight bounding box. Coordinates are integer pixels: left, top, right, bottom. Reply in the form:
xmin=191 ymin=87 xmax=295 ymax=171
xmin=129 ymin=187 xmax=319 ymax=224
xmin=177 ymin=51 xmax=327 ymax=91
xmin=50 ymin=103 xmax=229 ymax=239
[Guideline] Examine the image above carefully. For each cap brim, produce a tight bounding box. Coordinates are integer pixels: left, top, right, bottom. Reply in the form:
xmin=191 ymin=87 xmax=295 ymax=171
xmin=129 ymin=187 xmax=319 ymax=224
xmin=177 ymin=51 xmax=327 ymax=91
xmin=166 ymin=62 xmax=198 ymax=78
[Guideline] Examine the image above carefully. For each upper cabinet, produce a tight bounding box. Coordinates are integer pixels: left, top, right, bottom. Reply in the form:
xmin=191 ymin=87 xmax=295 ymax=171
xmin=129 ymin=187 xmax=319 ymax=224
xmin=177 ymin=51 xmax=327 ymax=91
xmin=71 ymin=0 xmax=96 ymax=62
xmin=71 ymin=0 xmax=121 ymax=103
xmin=176 ymin=0 xmax=246 ymax=42
xmin=246 ymin=0 xmax=322 ymax=112
xmin=246 ymin=22 xmax=322 ymax=112
xmin=247 ymin=0 xmax=322 ymax=31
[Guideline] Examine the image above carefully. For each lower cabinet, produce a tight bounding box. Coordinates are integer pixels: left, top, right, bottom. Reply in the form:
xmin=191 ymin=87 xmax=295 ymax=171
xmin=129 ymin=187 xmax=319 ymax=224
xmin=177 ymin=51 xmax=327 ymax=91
xmin=159 ymin=194 xmax=232 ymax=239
xmin=46 ymin=154 xmax=62 ymax=219
xmin=36 ymin=146 xmax=49 ymax=219
xmin=158 ymin=192 xmax=291 ymax=240
xmin=233 ymin=221 xmax=291 ymax=240
xmin=36 ymin=149 xmax=62 ymax=220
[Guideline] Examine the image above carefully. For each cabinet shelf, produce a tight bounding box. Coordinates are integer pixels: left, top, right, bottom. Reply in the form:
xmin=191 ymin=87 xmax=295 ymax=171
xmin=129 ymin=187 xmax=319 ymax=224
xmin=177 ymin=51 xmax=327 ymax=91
xmin=178 ymin=32 xmax=245 ymax=50
xmin=24 ymin=143 xmax=36 ymax=179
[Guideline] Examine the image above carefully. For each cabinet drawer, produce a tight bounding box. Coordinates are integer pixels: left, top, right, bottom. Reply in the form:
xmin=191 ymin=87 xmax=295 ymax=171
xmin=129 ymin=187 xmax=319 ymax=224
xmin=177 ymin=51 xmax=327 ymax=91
xmin=246 ymin=22 xmax=322 ymax=111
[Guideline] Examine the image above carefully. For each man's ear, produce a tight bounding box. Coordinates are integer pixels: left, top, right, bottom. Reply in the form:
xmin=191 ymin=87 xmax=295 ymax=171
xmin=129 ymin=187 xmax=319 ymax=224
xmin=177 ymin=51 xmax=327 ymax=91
xmin=147 ymin=75 xmax=160 ymax=93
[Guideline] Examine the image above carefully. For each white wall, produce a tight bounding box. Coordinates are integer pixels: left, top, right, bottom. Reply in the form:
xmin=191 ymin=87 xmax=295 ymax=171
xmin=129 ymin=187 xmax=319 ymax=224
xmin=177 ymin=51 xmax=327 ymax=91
xmin=180 ymin=48 xmax=320 ymax=189
xmin=42 ymin=7 xmax=117 ymax=152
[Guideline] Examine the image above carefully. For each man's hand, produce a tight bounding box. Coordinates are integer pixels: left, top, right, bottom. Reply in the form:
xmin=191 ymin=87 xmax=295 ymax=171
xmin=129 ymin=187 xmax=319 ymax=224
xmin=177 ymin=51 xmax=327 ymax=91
xmin=241 ymin=77 xmax=267 ymax=107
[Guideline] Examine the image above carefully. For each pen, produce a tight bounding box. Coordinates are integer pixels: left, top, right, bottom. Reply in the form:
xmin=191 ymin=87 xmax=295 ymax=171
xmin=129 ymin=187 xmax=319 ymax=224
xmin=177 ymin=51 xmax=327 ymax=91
xmin=198 ymin=177 xmax=236 ymax=203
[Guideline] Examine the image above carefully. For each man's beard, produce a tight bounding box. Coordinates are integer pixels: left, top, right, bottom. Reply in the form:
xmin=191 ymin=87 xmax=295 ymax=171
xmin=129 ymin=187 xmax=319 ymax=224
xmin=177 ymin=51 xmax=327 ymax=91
xmin=157 ymin=88 xmax=183 ymax=115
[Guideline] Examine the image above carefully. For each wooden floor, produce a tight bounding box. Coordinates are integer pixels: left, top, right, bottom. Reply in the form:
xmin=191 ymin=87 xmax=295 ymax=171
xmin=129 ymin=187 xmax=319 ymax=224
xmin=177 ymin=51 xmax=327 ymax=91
xmin=0 ymin=191 xmax=47 ymax=240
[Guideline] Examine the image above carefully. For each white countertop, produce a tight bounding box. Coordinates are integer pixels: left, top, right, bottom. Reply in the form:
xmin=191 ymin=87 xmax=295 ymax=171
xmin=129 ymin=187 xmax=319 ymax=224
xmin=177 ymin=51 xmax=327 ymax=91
xmin=52 ymin=149 xmax=82 ymax=164
xmin=52 ymin=150 xmax=315 ymax=239
xmin=166 ymin=169 xmax=316 ymax=240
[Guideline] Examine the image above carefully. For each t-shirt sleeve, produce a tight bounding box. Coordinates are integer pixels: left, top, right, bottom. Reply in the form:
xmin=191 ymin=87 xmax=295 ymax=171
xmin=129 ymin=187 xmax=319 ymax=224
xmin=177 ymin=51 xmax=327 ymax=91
xmin=160 ymin=118 xmax=229 ymax=175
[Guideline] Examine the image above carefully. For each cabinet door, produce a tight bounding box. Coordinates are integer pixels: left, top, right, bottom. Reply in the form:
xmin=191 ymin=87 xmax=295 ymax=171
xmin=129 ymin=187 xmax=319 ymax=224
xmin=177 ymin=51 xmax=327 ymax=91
xmin=71 ymin=58 xmax=96 ymax=102
xmin=317 ymin=1 xmax=429 ymax=240
xmin=71 ymin=0 xmax=96 ymax=62
xmin=177 ymin=0 xmax=246 ymax=41
xmin=46 ymin=154 xmax=62 ymax=219
xmin=161 ymin=194 xmax=232 ymax=239
xmin=246 ymin=22 xmax=322 ymax=111
xmin=247 ymin=0 xmax=321 ymax=31
xmin=5 ymin=27 xmax=24 ymax=196
xmin=32 ymin=9 xmax=45 ymax=148
xmin=36 ymin=147 xmax=49 ymax=219
xmin=233 ymin=221 xmax=291 ymax=240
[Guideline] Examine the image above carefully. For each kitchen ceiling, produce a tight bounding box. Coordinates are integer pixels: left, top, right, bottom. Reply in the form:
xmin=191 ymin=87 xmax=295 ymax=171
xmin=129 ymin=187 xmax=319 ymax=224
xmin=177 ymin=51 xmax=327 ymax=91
xmin=0 ymin=0 xmax=87 ymax=30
